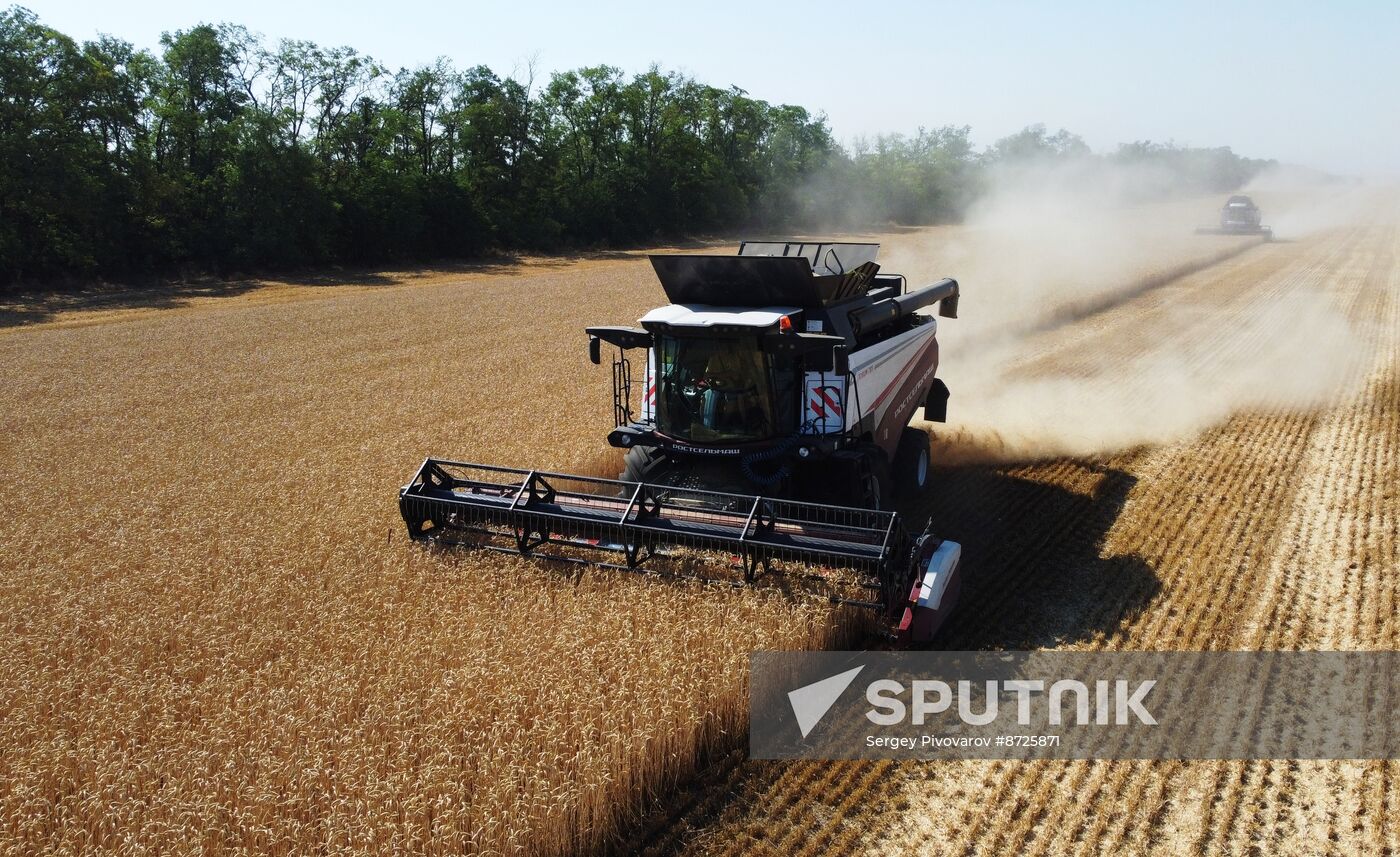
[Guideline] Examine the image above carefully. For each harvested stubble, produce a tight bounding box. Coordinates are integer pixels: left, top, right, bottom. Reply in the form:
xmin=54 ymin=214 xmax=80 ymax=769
xmin=631 ymin=191 xmax=1400 ymax=857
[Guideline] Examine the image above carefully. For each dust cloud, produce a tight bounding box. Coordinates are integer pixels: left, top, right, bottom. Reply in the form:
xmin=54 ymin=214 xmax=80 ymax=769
xmin=1243 ymin=164 xmax=1371 ymax=237
xmin=885 ymin=162 xmax=1371 ymax=461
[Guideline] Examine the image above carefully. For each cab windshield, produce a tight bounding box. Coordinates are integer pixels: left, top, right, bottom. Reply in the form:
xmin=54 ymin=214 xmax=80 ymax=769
xmin=655 ymin=336 xmax=777 ymax=442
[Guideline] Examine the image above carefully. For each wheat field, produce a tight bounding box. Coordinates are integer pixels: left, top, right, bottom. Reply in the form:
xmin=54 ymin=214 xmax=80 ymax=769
xmin=0 ymin=249 xmax=853 ymax=855
xmin=2 ymin=189 xmax=1396 ymax=855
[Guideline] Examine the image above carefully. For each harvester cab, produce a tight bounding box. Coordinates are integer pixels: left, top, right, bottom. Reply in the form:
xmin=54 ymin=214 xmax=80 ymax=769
xmin=594 ymin=241 xmax=958 ymax=505
xmin=400 ymin=240 xmax=965 ymax=645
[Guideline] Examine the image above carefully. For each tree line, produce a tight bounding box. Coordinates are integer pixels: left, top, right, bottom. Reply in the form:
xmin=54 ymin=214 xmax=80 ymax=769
xmin=0 ymin=6 xmax=1274 ymax=284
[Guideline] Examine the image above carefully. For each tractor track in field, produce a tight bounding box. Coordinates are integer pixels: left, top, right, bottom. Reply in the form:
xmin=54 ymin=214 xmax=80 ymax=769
xmin=1184 ymin=220 xmax=1400 ymax=857
xmin=1013 ymin=223 xmax=1383 ymax=857
xmin=622 ymin=200 xmax=1400 ymax=856
xmin=962 ymin=231 xmax=1275 ymax=353
xmin=905 ymin=218 xmax=1394 ymax=856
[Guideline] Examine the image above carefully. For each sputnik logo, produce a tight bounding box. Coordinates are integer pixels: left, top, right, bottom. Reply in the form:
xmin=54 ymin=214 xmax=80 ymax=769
xmin=787 ymin=665 xmax=865 ymax=738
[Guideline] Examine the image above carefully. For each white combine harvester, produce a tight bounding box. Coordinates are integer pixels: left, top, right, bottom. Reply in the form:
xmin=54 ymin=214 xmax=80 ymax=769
xmin=1198 ymin=194 xmax=1273 ymax=239
xmin=400 ymin=241 xmax=965 ymax=644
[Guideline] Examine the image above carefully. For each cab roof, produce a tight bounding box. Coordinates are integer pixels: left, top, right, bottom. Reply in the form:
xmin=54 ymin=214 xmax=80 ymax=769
xmin=639 ymin=304 xmax=799 ymax=329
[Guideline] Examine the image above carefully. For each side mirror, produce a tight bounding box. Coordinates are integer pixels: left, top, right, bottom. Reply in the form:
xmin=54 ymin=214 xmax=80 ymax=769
xmin=832 ymin=346 xmax=849 ymax=376
xmin=588 ymin=336 xmax=602 ymax=365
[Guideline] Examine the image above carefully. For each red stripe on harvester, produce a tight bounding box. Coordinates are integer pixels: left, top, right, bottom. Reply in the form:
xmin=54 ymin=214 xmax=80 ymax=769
xmin=818 ymin=388 xmax=843 ymax=416
xmin=863 ymin=334 xmax=939 ymax=415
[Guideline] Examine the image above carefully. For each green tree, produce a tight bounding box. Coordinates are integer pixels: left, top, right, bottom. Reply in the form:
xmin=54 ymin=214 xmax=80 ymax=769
xmin=0 ymin=6 xmax=1272 ymax=286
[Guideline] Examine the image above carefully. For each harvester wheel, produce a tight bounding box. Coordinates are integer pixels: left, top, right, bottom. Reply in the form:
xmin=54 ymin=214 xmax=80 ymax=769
xmin=620 ymin=446 xmax=668 ymax=483
xmin=893 ymin=427 xmax=931 ymax=497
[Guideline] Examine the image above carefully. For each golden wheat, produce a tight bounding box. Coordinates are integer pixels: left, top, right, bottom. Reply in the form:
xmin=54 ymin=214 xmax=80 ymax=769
xmin=0 ymin=248 xmax=851 ymax=855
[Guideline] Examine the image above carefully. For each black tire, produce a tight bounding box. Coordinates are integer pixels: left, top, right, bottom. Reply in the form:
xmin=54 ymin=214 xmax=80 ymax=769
xmin=619 ymin=446 xmax=668 ymax=483
xmin=893 ymin=427 xmax=931 ymax=498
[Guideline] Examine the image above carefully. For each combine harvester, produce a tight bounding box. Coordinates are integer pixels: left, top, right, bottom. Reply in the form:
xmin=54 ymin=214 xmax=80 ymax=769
xmin=400 ymin=241 xmax=964 ymax=644
xmin=1197 ymin=194 xmax=1273 ymax=239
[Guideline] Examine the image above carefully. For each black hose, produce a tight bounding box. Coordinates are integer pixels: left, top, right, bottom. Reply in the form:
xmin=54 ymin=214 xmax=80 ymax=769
xmin=740 ymin=424 xmax=815 ymax=487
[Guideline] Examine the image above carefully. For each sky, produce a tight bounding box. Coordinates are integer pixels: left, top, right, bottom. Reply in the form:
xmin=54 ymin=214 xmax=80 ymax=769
xmin=20 ymin=0 xmax=1400 ymax=175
